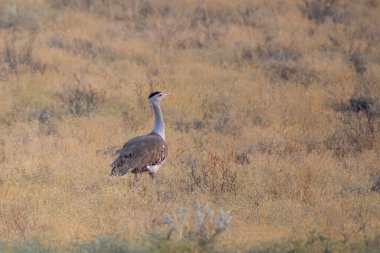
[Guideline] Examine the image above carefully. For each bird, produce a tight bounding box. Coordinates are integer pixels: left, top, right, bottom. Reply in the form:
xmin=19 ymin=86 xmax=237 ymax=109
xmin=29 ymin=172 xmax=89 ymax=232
xmin=110 ymin=91 xmax=169 ymax=179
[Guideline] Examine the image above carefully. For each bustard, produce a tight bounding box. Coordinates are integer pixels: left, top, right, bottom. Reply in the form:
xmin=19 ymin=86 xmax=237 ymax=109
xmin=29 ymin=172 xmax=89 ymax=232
xmin=110 ymin=91 xmax=168 ymax=178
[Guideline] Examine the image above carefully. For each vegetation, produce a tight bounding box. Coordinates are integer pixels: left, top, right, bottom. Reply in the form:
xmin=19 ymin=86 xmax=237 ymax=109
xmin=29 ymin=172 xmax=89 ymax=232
xmin=0 ymin=0 xmax=379 ymax=252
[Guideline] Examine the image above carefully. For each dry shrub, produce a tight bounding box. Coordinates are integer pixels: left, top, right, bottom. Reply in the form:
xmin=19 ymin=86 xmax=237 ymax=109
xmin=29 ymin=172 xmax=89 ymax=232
xmin=349 ymin=52 xmax=367 ymax=75
xmin=254 ymin=40 xmax=320 ymax=86
xmin=300 ymin=0 xmax=339 ymax=23
xmin=235 ymin=152 xmax=250 ymax=165
xmin=200 ymin=94 xmax=242 ymax=136
xmin=0 ymin=200 xmax=42 ymax=239
xmin=158 ymin=201 xmax=231 ymax=253
xmin=49 ymin=0 xmax=93 ymax=12
xmin=0 ymin=4 xmax=40 ymax=31
xmin=0 ymin=5 xmax=18 ymax=29
xmin=0 ymin=139 xmax=4 ymax=164
xmin=29 ymin=107 xmax=60 ymax=136
xmin=50 ymin=0 xmax=155 ymax=21
xmin=49 ymin=36 xmax=122 ymax=62
xmin=371 ymin=175 xmax=380 ymax=193
xmin=184 ymin=149 xmax=238 ymax=195
xmin=327 ymin=98 xmax=380 ymax=156
xmin=256 ymin=42 xmax=301 ymax=62
xmin=58 ymin=81 xmax=105 ymax=117
xmin=268 ymin=63 xmax=319 ymax=86
xmin=0 ymin=36 xmax=46 ymax=80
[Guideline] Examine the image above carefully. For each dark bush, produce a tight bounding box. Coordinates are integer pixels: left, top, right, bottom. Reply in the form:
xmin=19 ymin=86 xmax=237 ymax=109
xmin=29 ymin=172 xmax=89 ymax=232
xmin=268 ymin=63 xmax=319 ymax=86
xmin=349 ymin=53 xmax=367 ymax=75
xmin=327 ymin=97 xmax=379 ymax=156
xmin=235 ymin=152 xmax=250 ymax=165
xmin=1 ymin=37 xmax=46 ymax=79
xmin=0 ymin=139 xmax=4 ymax=163
xmin=241 ymin=48 xmax=254 ymax=61
xmin=29 ymin=107 xmax=60 ymax=135
xmin=269 ymin=63 xmax=297 ymax=81
xmin=59 ymin=84 xmax=105 ymax=117
xmin=300 ymin=0 xmax=338 ymax=23
xmin=349 ymin=97 xmax=374 ymax=112
xmin=49 ymin=36 xmax=123 ymax=62
xmin=256 ymin=43 xmax=301 ymax=62
xmin=371 ymin=176 xmax=380 ymax=193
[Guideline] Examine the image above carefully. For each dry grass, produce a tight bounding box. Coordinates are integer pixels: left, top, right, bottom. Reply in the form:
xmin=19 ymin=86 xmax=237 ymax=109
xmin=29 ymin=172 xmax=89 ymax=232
xmin=0 ymin=0 xmax=379 ymax=251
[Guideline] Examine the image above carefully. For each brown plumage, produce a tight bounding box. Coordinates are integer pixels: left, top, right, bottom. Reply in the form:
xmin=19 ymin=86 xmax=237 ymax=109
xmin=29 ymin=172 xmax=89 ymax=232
xmin=110 ymin=133 xmax=168 ymax=177
xmin=110 ymin=90 xmax=169 ymax=178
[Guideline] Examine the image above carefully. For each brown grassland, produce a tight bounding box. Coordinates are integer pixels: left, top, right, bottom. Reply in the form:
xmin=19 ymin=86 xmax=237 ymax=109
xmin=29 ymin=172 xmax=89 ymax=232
xmin=0 ymin=0 xmax=379 ymax=252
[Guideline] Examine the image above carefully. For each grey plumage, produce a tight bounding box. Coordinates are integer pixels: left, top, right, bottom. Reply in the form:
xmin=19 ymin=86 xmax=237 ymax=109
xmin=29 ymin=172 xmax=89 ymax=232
xmin=110 ymin=91 xmax=168 ymax=178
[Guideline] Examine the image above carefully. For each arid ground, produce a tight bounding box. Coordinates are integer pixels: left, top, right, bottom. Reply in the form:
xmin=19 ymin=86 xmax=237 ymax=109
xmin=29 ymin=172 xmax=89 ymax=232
xmin=0 ymin=0 xmax=379 ymax=252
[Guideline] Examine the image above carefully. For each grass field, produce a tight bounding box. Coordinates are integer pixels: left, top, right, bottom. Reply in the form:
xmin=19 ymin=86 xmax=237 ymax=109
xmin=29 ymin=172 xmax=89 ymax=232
xmin=0 ymin=0 xmax=379 ymax=252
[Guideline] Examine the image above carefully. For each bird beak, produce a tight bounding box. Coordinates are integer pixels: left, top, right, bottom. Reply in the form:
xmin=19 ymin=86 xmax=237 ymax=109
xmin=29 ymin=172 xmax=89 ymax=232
xmin=162 ymin=92 xmax=169 ymax=98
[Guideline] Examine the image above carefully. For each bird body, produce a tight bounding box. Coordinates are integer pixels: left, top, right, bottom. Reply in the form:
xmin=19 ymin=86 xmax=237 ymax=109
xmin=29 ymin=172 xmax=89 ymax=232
xmin=111 ymin=133 xmax=167 ymax=176
xmin=110 ymin=91 xmax=168 ymax=178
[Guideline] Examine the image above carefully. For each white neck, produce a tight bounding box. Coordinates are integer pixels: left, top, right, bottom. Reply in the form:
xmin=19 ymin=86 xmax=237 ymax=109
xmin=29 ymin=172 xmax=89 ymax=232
xmin=151 ymin=102 xmax=165 ymax=139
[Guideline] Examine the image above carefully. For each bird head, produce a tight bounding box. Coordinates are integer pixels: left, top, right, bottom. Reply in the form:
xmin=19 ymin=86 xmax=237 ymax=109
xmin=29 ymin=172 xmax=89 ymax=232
xmin=149 ymin=91 xmax=169 ymax=105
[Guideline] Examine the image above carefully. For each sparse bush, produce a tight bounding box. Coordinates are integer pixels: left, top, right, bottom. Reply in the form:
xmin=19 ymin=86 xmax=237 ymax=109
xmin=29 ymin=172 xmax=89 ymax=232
xmin=300 ymin=0 xmax=338 ymax=23
xmin=256 ymin=41 xmax=320 ymax=86
xmin=29 ymin=107 xmax=60 ymax=135
xmin=49 ymin=36 xmax=123 ymax=62
xmin=0 ymin=4 xmax=40 ymax=31
xmin=256 ymin=42 xmax=301 ymax=62
xmin=235 ymin=152 xmax=250 ymax=165
xmin=156 ymin=201 xmax=231 ymax=253
xmin=349 ymin=97 xmax=375 ymax=113
xmin=174 ymin=118 xmax=205 ymax=133
xmin=349 ymin=52 xmax=367 ymax=75
xmin=268 ymin=63 xmax=297 ymax=81
xmin=241 ymin=47 xmax=254 ymax=61
xmin=174 ymin=119 xmax=193 ymax=133
xmin=0 ymin=5 xmax=18 ymax=29
xmin=327 ymin=97 xmax=379 ymax=156
xmin=0 ymin=36 xmax=46 ymax=80
xmin=73 ymin=235 xmax=135 ymax=253
xmin=58 ymin=82 xmax=105 ymax=117
xmin=268 ymin=63 xmax=319 ymax=86
xmin=201 ymin=94 xmax=243 ymax=135
xmin=0 ymin=139 xmax=4 ymax=163
xmin=50 ymin=0 xmax=156 ymax=21
xmin=371 ymin=175 xmax=380 ymax=193
xmin=183 ymin=149 xmax=238 ymax=194
xmin=1 ymin=201 xmax=41 ymax=239
xmin=49 ymin=0 xmax=93 ymax=12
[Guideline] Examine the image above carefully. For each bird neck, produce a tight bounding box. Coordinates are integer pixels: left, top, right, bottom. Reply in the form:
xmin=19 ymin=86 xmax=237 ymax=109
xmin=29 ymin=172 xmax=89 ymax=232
xmin=152 ymin=103 xmax=165 ymax=139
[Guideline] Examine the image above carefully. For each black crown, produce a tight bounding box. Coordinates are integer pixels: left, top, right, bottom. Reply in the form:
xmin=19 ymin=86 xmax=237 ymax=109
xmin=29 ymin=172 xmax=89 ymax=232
xmin=149 ymin=91 xmax=161 ymax=99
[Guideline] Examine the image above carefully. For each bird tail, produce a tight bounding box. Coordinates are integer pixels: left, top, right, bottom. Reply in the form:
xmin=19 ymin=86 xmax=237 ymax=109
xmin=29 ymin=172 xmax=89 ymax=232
xmin=110 ymin=157 xmax=130 ymax=176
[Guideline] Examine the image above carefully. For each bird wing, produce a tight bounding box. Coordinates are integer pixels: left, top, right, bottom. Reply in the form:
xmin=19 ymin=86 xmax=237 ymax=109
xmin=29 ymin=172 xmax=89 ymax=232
xmin=110 ymin=133 xmax=168 ymax=175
